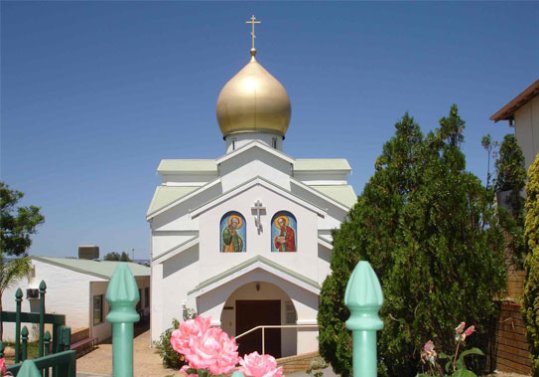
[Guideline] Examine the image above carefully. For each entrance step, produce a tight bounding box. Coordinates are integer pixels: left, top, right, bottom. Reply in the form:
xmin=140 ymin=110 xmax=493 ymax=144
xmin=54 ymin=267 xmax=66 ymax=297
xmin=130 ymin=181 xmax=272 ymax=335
xmin=276 ymin=351 xmax=320 ymax=374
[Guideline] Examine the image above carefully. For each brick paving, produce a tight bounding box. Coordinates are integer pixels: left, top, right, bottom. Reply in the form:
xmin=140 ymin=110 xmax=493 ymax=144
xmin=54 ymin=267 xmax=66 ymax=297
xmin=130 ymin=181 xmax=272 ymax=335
xmin=76 ymin=330 xmax=530 ymax=377
xmin=76 ymin=330 xmax=181 ymax=377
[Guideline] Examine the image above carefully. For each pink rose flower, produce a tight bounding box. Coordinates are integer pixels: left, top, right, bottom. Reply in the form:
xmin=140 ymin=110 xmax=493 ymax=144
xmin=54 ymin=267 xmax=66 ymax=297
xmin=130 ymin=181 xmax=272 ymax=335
xmin=423 ymin=340 xmax=435 ymax=354
xmin=183 ymin=327 xmax=240 ymax=375
xmin=462 ymin=325 xmax=475 ymax=341
xmin=455 ymin=322 xmax=466 ymax=335
xmin=240 ymin=351 xmax=284 ymax=377
xmin=421 ymin=340 xmax=437 ymax=365
xmin=0 ymin=357 xmax=6 ymax=375
xmin=171 ymin=316 xmax=212 ymax=356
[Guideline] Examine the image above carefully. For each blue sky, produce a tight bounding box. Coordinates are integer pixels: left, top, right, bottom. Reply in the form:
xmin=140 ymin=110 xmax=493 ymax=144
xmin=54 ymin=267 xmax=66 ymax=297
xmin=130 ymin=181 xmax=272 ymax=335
xmin=1 ymin=2 xmax=538 ymax=259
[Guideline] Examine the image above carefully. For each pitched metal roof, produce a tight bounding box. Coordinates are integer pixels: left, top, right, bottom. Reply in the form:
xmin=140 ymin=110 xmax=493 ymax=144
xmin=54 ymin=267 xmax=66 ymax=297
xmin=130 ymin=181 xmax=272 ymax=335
xmin=157 ymin=160 xmax=217 ymax=174
xmin=294 ymin=159 xmax=351 ymax=171
xmin=147 ymin=186 xmax=198 ymax=215
xmin=32 ymin=256 xmax=150 ymax=280
xmin=309 ymin=185 xmax=357 ymax=208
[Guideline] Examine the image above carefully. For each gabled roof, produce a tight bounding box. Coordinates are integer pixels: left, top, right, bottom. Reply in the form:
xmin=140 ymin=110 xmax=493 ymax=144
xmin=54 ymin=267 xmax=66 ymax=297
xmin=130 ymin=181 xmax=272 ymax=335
xmin=189 ymin=176 xmax=326 ymax=219
xmin=188 ymin=255 xmax=320 ymax=297
xmin=309 ymin=185 xmax=357 ymax=208
xmin=294 ymin=159 xmax=351 ymax=172
xmin=491 ymin=79 xmax=539 ymax=122
xmin=146 ymin=179 xmax=222 ymax=219
xmin=32 ymin=256 xmax=150 ymax=280
xmin=147 ymin=186 xmax=198 ymax=215
xmin=157 ymin=159 xmax=217 ymax=174
xmin=216 ymin=141 xmax=294 ymax=165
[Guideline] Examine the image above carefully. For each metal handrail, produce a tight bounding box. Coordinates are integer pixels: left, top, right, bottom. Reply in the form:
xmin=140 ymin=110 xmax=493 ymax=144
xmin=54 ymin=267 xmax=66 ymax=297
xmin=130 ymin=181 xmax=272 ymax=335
xmin=235 ymin=324 xmax=319 ymax=355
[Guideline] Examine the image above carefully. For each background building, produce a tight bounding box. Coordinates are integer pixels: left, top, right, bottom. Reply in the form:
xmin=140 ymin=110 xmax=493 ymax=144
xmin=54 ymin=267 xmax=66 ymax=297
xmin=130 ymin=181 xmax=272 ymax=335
xmin=2 ymin=256 xmax=150 ymax=344
xmin=491 ymin=78 xmax=539 ymax=170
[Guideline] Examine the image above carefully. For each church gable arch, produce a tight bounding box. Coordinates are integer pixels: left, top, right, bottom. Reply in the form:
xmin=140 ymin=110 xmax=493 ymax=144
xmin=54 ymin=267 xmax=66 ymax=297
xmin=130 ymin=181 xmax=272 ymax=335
xmin=220 ymin=211 xmax=246 ymax=252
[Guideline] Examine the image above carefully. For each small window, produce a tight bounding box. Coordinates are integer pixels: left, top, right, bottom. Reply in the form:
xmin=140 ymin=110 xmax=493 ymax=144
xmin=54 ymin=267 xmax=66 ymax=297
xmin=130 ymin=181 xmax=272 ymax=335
xmin=136 ymin=289 xmax=142 ymax=311
xmin=144 ymin=287 xmax=150 ymax=308
xmin=93 ymin=295 xmax=103 ymax=325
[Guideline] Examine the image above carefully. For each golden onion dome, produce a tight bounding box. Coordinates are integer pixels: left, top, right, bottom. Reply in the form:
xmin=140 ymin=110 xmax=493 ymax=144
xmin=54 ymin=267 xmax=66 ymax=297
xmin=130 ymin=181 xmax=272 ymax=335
xmin=216 ymin=52 xmax=291 ymax=137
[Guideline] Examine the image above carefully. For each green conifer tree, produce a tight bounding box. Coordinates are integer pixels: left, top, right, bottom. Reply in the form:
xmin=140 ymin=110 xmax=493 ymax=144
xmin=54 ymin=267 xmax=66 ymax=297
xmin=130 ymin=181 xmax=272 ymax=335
xmin=494 ymin=134 xmax=527 ymax=267
xmin=318 ymin=107 xmax=506 ymax=377
xmin=523 ymin=153 xmax=539 ymax=377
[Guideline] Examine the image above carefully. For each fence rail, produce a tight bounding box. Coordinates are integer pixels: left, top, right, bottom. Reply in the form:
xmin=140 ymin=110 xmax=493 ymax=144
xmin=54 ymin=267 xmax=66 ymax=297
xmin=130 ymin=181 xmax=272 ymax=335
xmin=1 ymin=280 xmax=75 ymax=377
xmin=235 ymin=324 xmax=319 ymax=355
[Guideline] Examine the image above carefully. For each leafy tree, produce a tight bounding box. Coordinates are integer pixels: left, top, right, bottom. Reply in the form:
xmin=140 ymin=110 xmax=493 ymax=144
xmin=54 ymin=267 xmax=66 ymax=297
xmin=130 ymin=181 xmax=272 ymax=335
xmin=523 ymin=153 xmax=539 ymax=377
xmin=1 ymin=182 xmax=44 ymax=256
xmin=318 ymin=107 xmax=506 ymax=377
xmin=104 ymin=251 xmax=131 ymax=261
xmin=104 ymin=251 xmax=120 ymax=261
xmin=0 ymin=253 xmax=32 ymax=339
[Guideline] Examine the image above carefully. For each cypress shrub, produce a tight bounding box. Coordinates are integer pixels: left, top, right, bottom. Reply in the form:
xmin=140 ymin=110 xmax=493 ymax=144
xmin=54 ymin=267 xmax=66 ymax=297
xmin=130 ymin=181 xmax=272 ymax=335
xmin=318 ymin=107 xmax=506 ymax=377
xmin=523 ymin=153 xmax=539 ymax=377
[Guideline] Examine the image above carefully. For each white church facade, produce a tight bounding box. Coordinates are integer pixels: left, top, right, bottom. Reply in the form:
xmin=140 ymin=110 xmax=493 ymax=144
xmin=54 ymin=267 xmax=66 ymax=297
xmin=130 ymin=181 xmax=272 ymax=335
xmin=147 ymin=30 xmax=357 ymax=357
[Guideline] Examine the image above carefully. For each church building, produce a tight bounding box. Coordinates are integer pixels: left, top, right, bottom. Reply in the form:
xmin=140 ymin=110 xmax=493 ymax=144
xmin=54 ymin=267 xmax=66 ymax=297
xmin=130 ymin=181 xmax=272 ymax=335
xmin=147 ymin=19 xmax=357 ymax=358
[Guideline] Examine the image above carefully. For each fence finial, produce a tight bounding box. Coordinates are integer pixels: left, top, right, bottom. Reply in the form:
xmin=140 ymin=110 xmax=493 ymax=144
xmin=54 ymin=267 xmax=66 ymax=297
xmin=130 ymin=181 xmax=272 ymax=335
xmin=16 ymin=360 xmax=41 ymax=377
xmin=344 ymin=261 xmax=384 ymax=377
xmin=107 ymin=263 xmax=140 ymax=377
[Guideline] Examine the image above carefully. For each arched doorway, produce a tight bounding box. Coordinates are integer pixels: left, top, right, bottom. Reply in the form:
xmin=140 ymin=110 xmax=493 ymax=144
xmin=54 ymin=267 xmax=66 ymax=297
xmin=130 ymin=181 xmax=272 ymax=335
xmin=220 ymin=281 xmax=298 ymax=358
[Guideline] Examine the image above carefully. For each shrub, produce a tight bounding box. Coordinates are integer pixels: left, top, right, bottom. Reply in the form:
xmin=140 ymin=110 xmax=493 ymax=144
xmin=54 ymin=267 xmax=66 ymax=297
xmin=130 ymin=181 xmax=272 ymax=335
xmin=523 ymin=153 xmax=539 ymax=377
xmin=154 ymin=318 xmax=186 ymax=370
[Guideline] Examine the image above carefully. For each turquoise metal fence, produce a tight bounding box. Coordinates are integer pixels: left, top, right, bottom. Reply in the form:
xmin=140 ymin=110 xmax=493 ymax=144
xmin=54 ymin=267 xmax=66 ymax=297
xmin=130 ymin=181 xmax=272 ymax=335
xmin=8 ymin=260 xmax=383 ymax=377
xmin=1 ymin=280 xmax=76 ymax=377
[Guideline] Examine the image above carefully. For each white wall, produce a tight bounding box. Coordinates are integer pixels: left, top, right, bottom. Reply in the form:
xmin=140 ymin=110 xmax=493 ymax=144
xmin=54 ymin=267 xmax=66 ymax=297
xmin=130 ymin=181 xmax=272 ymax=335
xmin=515 ymin=95 xmax=539 ymax=170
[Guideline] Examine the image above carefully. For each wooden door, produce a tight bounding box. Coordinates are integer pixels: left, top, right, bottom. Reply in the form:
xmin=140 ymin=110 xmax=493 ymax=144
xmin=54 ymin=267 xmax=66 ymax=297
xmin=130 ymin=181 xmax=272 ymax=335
xmin=236 ymin=300 xmax=281 ymax=358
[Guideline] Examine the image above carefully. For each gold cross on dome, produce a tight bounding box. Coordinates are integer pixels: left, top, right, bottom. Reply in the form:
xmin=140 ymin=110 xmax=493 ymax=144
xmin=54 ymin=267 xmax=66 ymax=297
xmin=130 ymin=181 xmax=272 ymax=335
xmin=246 ymin=15 xmax=261 ymax=51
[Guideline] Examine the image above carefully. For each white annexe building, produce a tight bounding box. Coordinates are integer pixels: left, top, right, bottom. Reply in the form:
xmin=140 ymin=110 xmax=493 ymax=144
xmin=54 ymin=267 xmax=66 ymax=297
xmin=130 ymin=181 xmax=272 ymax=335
xmin=2 ymin=257 xmax=150 ymax=344
xmin=147 ymin=43 xmax=357 ymax=358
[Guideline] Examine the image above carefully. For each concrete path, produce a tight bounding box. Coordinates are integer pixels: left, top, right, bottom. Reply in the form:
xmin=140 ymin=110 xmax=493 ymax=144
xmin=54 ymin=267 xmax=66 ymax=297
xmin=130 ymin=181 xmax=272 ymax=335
xmin=76 ymin=330 xmax=181 ymax=377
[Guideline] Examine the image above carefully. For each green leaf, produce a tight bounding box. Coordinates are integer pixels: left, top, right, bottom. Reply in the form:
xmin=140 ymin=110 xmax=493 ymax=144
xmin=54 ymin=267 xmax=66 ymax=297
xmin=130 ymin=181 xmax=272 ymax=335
xmin=457 ymin=347 xmax=485 ymax=369
xmin=452 ymin=369 xmax=477 ymax=377
xmin=459 ymin=348 xmax=484 ymax=358
xmin=444 ymin=359 xmax=453 ymax=373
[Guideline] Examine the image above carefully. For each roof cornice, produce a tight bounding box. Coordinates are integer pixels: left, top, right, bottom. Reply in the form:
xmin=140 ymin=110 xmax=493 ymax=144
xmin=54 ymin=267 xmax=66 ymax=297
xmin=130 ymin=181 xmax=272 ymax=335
xmin=491 ymin=79 xmax=539 ymax=122
xmin=188 ymin=255 xmax=320 ymax=297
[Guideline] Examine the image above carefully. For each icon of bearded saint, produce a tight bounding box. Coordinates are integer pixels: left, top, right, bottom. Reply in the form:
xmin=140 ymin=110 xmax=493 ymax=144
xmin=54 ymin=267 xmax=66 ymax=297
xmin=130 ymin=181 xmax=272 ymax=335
xmin=222 ymin=214 xmax=244 ymax=252
xmin=273 ymin=215 xmax=296 ymax=252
